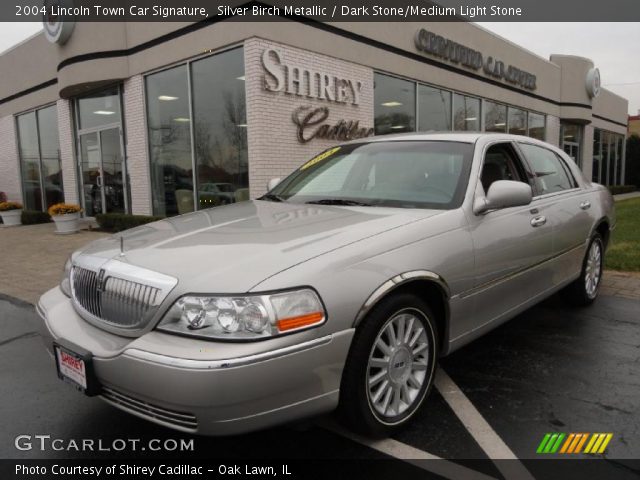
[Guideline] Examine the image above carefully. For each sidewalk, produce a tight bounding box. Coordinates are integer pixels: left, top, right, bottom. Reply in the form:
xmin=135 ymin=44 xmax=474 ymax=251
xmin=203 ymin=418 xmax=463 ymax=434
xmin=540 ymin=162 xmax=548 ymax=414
xmin=0 ymin=223 xmax=109 ymax=305
xmin=0 ymin=222 xmax=638 ymax=305
xmin=614 ymin=191 xmax=640 ymax=201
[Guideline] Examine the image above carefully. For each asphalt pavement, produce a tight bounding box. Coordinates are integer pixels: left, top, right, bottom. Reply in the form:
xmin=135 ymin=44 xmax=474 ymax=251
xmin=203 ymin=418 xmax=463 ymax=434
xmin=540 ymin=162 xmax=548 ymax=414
xmin=1 ymin=291 xmax=639 ymax=479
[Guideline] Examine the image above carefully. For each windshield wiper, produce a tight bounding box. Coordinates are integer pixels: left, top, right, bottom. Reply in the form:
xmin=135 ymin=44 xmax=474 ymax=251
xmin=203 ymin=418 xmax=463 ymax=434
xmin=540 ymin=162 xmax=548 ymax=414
xmin=259 ymin=193 xmax=285 ymax=202
xmin=306 ymin=199 xmax=372 ymax=206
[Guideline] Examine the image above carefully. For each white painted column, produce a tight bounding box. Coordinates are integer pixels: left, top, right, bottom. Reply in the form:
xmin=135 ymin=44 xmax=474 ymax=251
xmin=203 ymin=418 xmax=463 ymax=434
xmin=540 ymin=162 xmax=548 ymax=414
xmin=0 ymin=115 xmax=22 ymax=203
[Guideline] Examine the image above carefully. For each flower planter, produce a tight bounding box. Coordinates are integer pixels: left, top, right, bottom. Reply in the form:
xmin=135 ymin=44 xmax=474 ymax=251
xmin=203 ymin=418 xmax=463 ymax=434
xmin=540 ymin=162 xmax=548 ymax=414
xmin=52 ymin=212 xmax=81 ymax=234
xmin=0 ymin=209 xmax=22 ymax=227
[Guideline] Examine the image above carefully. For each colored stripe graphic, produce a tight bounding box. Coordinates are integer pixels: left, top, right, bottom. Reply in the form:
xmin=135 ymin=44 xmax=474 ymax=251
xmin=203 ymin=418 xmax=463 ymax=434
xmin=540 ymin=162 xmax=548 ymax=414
xmin=538 ymin=433 xmax=613 ymax=454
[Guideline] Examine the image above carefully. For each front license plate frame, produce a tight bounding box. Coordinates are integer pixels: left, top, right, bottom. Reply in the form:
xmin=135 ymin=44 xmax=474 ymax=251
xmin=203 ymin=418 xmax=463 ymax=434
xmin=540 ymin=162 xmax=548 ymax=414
xmin=53 ymin=339 xmax=100 ymax=396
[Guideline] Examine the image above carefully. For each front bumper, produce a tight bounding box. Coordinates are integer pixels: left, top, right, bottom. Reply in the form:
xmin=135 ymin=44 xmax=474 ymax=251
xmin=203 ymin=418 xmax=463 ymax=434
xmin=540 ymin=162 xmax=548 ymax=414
xmin=36 ymin=287 xmax=354 ymax=435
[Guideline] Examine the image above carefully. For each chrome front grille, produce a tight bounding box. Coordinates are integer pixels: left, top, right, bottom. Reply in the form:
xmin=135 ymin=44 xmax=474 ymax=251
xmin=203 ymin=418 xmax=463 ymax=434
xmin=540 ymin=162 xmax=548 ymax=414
xmin=101 ymin=387 xmax=198 ymax=431
xmin=72 ymin=266 xmax=161 ymax=329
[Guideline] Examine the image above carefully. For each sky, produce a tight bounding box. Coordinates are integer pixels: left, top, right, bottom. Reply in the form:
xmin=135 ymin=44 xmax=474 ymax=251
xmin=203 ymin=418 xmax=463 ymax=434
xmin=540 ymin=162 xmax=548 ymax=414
xmin=1 ymin=22 xmax=638 ymax=115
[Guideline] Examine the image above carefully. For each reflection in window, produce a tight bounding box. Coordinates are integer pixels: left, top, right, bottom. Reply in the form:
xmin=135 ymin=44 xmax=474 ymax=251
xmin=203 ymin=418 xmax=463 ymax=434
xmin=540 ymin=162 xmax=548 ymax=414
xmin=453 ymin=94 xmax=480 ymax=131
xmin=484 ymin=101 xmax=507 ymax=133
xmin=417 ymin=85 xmax=451 ymax=131
xmin=615 ymin=135 xmax=623 ymax=186
xmin=508 ymin=107 xmax=527 ymax=135
xmin=519 ymin=143 xmax=573 ymax=195
xmin=601 ymin=131 xmax=610 ymax=185
xmin=77 ymin=86 xmax=121 ymax=130
xmin=192 ymin=48 xmax=247 ymax=210
xmin=16 ymin=105 xmax=62 ymax=211
xmin=527 ymin=112 xmax=545 ymax=140
xmin=146 ymin=65 xmax=193 ymax=217
xmin=374 ymin=73 xmax=416 ymax=135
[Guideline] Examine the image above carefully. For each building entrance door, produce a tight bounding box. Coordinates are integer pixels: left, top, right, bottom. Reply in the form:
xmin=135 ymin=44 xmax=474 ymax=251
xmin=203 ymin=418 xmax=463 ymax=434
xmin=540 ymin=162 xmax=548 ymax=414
xmin=563 ymin=141 xmax=580 ymax=163
xmin=79 ymin=127 xmax=126 ymax=216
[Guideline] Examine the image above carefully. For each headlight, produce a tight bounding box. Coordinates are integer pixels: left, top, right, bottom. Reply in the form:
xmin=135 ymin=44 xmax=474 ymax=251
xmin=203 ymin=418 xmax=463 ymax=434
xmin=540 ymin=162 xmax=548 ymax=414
xmin=157 ymin=288 xmax=325 ymax=340
xmin=60 ymin=256 xmax=73 ymax=297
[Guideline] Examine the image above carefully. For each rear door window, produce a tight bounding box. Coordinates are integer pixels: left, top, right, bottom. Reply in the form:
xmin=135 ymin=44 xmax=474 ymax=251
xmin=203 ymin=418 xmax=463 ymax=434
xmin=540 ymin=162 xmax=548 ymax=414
xmin=518 ymin=143 xmax=575 ymax=195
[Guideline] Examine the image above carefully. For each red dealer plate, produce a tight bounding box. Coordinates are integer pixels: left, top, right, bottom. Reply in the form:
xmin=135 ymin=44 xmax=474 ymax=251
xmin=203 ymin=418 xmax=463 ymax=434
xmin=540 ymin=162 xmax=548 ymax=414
xmin=55 ymin=345 xmax=87 ymax=391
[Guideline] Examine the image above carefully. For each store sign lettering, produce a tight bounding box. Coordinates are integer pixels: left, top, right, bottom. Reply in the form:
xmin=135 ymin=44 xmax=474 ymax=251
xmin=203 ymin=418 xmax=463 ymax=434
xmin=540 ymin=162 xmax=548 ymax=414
xmin=292 ymin=106 xmax=374 ymax=143
xmin=414 ymin=28 xmax=537 ymax=90
xmin=262 ymin=49 xmax=362 ymax=105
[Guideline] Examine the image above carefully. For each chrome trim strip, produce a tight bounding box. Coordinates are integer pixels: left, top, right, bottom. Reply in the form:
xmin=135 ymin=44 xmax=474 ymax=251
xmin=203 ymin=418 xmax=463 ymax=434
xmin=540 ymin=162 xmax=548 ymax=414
xmin=122 ymin=335 xmax=333 ymax=370
xmin=455 ymin=243 xmax=584 ymax=300
xmin=354 ymin=270 xmax=450 ymax=326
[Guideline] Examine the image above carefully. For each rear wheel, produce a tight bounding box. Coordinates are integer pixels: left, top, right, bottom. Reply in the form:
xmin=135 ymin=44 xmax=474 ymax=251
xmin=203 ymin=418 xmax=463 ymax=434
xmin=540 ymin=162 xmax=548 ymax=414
xmin=339 ymin=293 xmax=438 ymax=436
xmin=565 ymin=233 xmax=604 ymax=306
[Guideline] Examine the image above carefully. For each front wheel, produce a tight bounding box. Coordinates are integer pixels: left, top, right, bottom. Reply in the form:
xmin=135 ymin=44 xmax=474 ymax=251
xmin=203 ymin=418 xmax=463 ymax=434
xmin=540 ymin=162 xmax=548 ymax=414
xmin=565 ymin=233 xmax=604 ymax=306
xmin=338 ymin=293 xmax=438 ymax=436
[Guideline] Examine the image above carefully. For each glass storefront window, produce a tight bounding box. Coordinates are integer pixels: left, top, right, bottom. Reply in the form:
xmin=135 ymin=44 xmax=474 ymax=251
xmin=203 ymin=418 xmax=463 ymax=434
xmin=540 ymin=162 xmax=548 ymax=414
xmin=146 ymin=65 xmax=193 ymax=217
xmin=608 ymin=133 xmax=617 ymax=186
xmin=484 ymin=101 xmax=507 ymax=133
xmin=191 ymin=47 xmax=247 ymax=210
xmin=601 ymin=131 xmax=610 ymax=185
xmin=453 ymin=94 xmax=480 ymax=131
xmin=527 ymin=112 xmax=545 ymax=140
xmin=16 ymin=105 xmax=62 ymax=211
xmin=616 ymin=135 xmax=624 ymax=185
xmin=561 ymin=123 xmax=582 ymax=166
xmin=77 ymin=86 xmax=121 ymax=130
xmin=374 ymin=73 xmax=416 ymax=135
xmin=417 ymin=85 xmax=451 ymax=132
xmin=592 ymin=129 xmax=602 ymax=182
xmin=507 ymin=107 xmax=527 ymax=136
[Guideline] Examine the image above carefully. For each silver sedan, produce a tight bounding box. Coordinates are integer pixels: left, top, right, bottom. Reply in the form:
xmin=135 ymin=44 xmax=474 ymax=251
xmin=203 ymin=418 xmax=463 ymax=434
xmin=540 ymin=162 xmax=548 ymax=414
xmin=37 ymin=133 xmax=615 ymax=436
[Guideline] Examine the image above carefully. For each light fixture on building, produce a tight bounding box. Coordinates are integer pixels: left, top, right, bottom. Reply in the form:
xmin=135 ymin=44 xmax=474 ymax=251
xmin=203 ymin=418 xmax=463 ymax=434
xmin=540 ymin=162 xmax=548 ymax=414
xmin=236 ymin=76 xmax=246 ymax=81
xmin=173 ymin=117 xmax=191 ymax=123
xmin=494 ymin=122 xmax=506 ymax=127
xmin=390 ymin=125 xmax=405 ymax=129
xmin=236 ymin=123 xmax=248 ymax=127
xmin=465 ymin=117 xmax=477 ymax=121
xmin=158 ymin=95 xmax=179 ymax=101
xmin=93 ymin=110 xmax=115 ymax=115
xmin=381 ymin=101 xmax=403 ymax=107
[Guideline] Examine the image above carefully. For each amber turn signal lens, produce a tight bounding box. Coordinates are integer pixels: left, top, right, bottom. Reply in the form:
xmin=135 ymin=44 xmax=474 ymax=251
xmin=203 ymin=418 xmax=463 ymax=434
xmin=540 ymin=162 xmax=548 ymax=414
xmin=276 ymin=312 xmax=324 ymax=332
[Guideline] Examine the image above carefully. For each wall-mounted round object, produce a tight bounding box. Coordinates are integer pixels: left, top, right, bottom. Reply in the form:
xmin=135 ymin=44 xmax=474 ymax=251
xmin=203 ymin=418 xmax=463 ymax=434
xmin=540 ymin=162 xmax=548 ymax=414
xmin=42 ymin=0 xmax=76 ymax=45
xmin=585 ymin=67 xmax=601 ymax=98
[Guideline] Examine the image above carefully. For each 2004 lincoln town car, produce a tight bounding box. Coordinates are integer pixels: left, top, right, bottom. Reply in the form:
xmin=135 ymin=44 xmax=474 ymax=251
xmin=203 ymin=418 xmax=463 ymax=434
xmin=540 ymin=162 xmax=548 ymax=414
xmin=37 ymin=133 xmax=614 ymax=436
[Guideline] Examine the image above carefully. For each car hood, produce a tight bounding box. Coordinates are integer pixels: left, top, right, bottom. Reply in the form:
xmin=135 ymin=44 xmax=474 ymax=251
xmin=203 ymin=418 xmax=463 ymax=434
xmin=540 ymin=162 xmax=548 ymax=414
xmin=79 ymin=200 xmax=442 ymax=292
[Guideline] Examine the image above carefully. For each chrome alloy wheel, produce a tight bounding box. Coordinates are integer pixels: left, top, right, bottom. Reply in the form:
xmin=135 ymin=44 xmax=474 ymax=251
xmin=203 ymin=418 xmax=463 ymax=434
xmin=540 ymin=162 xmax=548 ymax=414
xmin=366 ymin=310 xmax=430 ymax=420
xmin=585 ymin=239 xmax=602 ymax=299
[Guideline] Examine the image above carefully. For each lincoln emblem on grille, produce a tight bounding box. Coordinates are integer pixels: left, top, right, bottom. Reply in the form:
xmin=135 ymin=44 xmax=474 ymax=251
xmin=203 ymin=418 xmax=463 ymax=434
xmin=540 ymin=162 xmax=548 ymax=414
xmin=96 ymin=269 xmax=106 ymax=293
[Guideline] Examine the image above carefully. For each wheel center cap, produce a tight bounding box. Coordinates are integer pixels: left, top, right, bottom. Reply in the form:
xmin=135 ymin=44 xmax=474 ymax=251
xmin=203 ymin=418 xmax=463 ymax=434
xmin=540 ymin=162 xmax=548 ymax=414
xmin=388 ymin=347 xmax=412 ymax=383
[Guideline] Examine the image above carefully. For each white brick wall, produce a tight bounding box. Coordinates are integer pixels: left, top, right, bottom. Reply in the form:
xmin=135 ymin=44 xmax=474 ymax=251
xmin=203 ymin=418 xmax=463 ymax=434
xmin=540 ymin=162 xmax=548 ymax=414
xmin=57 ymin=99 xmax=78 ymax=205
xmin=0 ymin=115 xmax=21 ymax=203
xmin=124 ymin=75 xmax=152 ymax=215
xmin=244 ymin=38 xmax=374 ymax=198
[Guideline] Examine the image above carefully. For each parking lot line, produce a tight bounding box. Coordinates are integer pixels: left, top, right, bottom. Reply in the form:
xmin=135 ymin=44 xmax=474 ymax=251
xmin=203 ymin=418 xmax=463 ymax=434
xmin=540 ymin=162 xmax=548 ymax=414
xmin=321 ymin=420 xmax=499 ymax=480
xmin=435 ymin=368 xmax=535 ymax=480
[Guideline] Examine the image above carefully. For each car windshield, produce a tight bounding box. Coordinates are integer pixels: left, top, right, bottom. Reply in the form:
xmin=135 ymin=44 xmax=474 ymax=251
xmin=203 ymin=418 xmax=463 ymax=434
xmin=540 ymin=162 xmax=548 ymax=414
xmin=265 ymin=141 xmax=474 ymax=209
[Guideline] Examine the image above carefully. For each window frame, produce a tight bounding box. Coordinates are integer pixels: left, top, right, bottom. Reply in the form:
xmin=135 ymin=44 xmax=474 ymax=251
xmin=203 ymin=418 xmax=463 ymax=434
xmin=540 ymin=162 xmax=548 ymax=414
xmin=478 ymin=140 xmax=536 ymax=196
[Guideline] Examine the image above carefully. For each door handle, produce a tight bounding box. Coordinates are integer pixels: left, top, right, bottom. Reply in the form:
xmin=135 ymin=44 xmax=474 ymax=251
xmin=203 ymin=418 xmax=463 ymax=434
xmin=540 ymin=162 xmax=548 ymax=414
xmin=96 ymin=175 xmax=103 ymax=188
xmin=580 ymin=201 xmax=591 ymax=210
xmin=530 ymin=215 xmax=546 ymax=227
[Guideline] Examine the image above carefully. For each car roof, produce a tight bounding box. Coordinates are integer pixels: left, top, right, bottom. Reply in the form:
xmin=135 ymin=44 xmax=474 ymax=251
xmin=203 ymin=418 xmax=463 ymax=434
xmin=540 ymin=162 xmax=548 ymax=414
xmin=343 ymin=132 xmax=547 ymax=145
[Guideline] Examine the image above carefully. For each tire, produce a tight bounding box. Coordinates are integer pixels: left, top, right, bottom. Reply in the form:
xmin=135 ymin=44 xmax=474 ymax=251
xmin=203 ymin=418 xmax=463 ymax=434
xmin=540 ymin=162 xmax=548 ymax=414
xmin=565 ymin=233 xmax=604 ymax=306
xmin=338 ymin=293 xmax=439 ymax=437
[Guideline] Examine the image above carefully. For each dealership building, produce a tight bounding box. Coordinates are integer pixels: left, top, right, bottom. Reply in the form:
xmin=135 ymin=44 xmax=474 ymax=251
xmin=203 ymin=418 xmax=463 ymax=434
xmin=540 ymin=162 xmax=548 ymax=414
xmin=0 ymin=20 xmax=629 ymax=217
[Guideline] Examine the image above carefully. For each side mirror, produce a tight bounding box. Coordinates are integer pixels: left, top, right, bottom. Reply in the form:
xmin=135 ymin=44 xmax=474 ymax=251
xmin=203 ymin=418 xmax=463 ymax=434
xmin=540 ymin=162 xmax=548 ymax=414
xmin=267 ymin=178 xmax=281 ymax=191
xmin=474 ymin=180 xmax=532 ymax=215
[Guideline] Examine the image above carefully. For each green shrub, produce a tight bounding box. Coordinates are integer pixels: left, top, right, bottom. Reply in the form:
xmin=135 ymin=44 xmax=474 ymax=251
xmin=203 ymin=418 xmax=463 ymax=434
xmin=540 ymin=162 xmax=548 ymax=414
xmin=21 ymin=210 xmax=52 ymax=225
xmin=607 ymin=185 xmax=637 ymax=195
xmin=96 ymin=213 xmax=164 ymax=233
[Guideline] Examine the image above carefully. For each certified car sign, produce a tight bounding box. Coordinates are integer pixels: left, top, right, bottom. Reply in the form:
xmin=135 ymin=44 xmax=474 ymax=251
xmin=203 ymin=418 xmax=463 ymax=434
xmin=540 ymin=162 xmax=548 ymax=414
xmin=586 ymin=67 xmax=601 ymax=98
xmin=42 ymin=0 xmax=75 ymax=45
